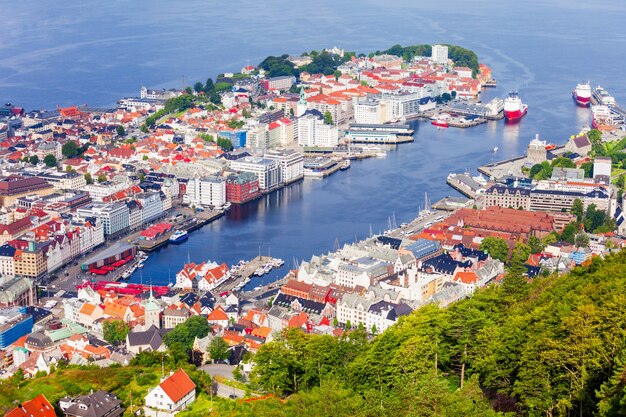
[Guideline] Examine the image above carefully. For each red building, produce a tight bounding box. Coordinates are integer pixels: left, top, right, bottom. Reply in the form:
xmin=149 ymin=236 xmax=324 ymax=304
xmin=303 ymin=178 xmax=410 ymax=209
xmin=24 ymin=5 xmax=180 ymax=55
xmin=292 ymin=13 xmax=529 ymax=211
xmin=226 ymin=172 xmax=260 ymax=204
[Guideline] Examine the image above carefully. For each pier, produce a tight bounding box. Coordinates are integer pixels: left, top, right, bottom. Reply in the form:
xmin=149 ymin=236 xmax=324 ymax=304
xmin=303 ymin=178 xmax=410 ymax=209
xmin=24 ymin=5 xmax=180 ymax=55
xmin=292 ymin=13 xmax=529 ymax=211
xmin=431 ymin=196 xmax=473 ymax=211
xmin=214 ymin=256 xmax=278 ymax=293
xmin=135 ymin=210 xmax=224 ymax=252
xmin=446 ymin=172 xmax=489 ymax=197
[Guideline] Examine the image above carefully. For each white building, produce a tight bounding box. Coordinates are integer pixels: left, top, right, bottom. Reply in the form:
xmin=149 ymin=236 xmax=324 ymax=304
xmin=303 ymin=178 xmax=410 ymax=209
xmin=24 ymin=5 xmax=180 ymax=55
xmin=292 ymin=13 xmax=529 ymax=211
xmin=381 ymin=91 xmax=421 ymax=119
xmin=246 ymin=123 xmax=270 ymax=149
xmin=184 ymin=176 xmax=226 ymax=208
xmin=0 ymin=244 xmax=16 ymax=278
xmin=37 ymin=172 xmax=86 ymax=190
xmin=354 ymin=100 xmax=390 ymax=124
xmin=594 ymin=157 xmax=612 ymax=183
xmin=264 ymin=149 xmax=304 ymax=184
xmin=76 ymin=202 xmax=129 ymax=236
xmin=432 ymin=44 xmax=449 ymax=65
xmin=137 ymin=192 xmax=164 ymax=226
xmin=268 ymin=118 xmax=296 ymax=147
xmin=127 ymin=201 xmax=142 ymax=231
xmin=229 ymin=157 xmax=281 ymax=191
xmin=297 ymin=113 xmax=339 ymax=148
xmin=77 ymin=218 xmax=105 ymax=253
xmin=144 ymin=369 xmax=196 ymax=415
xmin=81 ymin=182 xmax=129 ymax=202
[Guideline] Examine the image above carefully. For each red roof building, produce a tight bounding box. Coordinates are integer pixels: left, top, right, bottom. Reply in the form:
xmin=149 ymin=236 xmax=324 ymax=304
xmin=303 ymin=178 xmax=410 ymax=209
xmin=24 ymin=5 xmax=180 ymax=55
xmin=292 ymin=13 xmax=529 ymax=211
xmin=6 ymin=394 xmax=56 ymax=417
xmin=145 ymin=369 xmax=196 ymax=412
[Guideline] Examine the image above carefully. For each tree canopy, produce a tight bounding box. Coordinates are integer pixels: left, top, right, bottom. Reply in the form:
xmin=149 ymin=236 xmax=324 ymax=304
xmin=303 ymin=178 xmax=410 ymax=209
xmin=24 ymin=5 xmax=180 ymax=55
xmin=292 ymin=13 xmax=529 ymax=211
xmin=162 ymin=315 xmax=210 ymax=352
xmin=43 ymin=154 xmax=57 ymax=167
xmin=62 ymin=141 xmax=79 ymax=158
xmin=479 ymin=236 xmax=509 ymax=262
xmin=103 ymin=320 xmax=129 ymax=345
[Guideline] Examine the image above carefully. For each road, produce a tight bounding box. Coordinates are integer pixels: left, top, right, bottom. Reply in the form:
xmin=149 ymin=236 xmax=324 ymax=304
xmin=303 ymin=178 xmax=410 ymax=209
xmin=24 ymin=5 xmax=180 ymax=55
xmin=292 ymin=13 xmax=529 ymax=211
xmin=199 ymin=364 xmax=246 ymax=399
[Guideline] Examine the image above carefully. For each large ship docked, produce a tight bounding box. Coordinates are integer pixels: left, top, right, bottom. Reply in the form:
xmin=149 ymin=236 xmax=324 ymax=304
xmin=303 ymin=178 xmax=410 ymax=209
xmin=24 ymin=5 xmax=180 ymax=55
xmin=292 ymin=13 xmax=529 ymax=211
xmin=591 ymin=105 xmax=616 ymax=129
xmin=572 ymin=82 xmax=591 ymax=107
xmin=503 ymin=91 xmax=528 ymax=121
xmin=592 ymin=86 xmax=616 ymax=106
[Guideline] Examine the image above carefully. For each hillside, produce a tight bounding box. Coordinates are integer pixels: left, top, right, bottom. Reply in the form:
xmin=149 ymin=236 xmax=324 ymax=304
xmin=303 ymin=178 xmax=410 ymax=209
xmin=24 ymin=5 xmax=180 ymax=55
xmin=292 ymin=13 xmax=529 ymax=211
xmin=219 ymin=251 xmax=626 ymax=417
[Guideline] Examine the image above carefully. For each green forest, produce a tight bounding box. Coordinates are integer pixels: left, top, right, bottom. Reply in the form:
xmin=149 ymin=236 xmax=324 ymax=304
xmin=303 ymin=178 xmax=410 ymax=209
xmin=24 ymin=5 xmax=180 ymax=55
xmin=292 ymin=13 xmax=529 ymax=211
xmin=218 ymin=250 xmax=626 ymax=417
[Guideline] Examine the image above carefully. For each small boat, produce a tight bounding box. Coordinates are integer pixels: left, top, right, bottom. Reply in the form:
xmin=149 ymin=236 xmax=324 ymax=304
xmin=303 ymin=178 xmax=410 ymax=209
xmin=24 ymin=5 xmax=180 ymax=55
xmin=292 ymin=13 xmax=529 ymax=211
xmin=340 ymin=160 xmax=351 ymax=170
xmin=431 ymin=114 xmax=450 ymax=128
xmin=169 ymin=230 xmax=189 ymax=244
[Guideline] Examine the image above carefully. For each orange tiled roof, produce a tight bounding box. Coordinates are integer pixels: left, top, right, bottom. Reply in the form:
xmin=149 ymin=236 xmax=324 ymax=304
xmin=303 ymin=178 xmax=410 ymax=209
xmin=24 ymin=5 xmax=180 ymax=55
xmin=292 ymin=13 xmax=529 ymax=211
xmin=159 ymin=369 xmax=196 ymax=403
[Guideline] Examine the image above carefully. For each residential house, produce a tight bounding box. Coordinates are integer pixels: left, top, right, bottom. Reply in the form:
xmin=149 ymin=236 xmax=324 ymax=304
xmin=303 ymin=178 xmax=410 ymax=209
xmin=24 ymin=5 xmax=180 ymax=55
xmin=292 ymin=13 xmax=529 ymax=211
xmin=144 ymin=369 xmax=196 ymax=415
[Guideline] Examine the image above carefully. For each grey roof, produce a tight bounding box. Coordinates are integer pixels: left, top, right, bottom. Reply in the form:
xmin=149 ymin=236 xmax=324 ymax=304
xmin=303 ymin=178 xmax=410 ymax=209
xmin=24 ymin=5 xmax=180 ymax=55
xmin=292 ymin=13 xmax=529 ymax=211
xmin=25 ymin=332 xmax=53 ymax=348
xmin=62 ymin=390 xmax=124 ymax=417
xmin=126 ymin=325 xmax=164 ymax=351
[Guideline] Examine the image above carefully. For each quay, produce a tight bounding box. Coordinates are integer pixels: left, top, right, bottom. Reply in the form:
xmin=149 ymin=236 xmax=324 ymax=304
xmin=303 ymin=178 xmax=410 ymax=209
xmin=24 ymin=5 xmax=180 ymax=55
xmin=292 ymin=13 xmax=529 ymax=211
xmin=303 ymin=157 xmax=343 ymax=179
xmin=446 ymin=172 xmax=489 ymax=198
xmin=135 ymin=210 xmax=224 ymax=252
xmin=478 ymin=144 xmax=566 ymax=181
xmin=431 ymin=196 xmax=473 ymax=211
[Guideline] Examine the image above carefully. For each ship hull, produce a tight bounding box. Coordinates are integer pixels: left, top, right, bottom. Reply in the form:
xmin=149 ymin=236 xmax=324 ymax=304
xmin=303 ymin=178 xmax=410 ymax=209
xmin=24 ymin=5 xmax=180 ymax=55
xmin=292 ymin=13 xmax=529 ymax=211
xmin=504 ymin=107 xmax=528 ymax=121
xmin=431 ymin=120 xmax=449 ymax=128
xmin=169 ymin=234 xmax=188 ymax=244
xmin=573 ymin=91 xmax=591 ymax=107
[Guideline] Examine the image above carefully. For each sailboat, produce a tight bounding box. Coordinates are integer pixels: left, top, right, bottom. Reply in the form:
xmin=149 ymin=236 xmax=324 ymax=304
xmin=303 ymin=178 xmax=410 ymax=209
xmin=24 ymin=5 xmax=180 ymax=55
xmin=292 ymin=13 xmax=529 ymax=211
xmin=417 ymin=192 xmax=432 ymax=219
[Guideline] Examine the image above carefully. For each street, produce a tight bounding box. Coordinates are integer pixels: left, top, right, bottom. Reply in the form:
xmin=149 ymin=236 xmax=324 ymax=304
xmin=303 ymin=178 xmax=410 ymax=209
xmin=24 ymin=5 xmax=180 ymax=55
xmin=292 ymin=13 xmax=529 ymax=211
xmin=199 ymin=364 xmax=246 ymax=399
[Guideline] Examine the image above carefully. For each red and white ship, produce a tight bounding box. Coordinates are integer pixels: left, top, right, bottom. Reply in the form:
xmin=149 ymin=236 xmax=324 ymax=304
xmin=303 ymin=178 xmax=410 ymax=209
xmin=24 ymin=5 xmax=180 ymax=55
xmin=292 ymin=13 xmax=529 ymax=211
xmin=591 ymin=105 xmax=616 ymax=129
xmin=431 ymin=113 xmax=450 ymax=128
xmin=503 ymin=91 xmax=528 ymax=121
xmin=572 ymin=82 xmax=591 ymax=107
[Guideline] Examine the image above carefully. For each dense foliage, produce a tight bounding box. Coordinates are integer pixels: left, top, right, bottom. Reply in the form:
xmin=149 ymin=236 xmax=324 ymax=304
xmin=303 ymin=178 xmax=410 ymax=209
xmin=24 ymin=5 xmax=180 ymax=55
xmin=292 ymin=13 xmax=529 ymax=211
xmin=239 ymin=251 xmax=626 ymax=417
xmin=162 ymin=315 xmax=210 ymax=352
xmin=102 ymin=319 xmax=129 ymax=345
xmin=258 ymin=54 xmax=297 ymax=77
xmin=529 ymin=156 xmax=577 ymax=180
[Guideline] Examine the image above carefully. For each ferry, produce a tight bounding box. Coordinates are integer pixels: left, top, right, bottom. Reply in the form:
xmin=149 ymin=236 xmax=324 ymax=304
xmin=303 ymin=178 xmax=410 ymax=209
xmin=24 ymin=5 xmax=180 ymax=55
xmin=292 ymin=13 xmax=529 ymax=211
xmin=572 ymin=82 xmax=591 ymax=107
xmin=503 ymin=91 xmax=528 ymax=121
xmin=169 ymin=230 xmax=189 ymax=244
